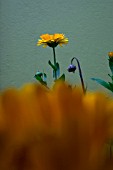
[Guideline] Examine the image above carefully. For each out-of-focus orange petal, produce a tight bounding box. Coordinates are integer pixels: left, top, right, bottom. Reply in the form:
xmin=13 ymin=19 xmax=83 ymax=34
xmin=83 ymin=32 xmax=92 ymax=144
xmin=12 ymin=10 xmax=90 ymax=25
xmin=0 ymin=82 xmax=113 ymax=169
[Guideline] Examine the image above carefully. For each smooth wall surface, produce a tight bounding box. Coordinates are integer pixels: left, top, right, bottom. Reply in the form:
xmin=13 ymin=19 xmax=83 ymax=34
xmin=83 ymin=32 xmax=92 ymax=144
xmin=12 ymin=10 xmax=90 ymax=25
xmin=0 ymin=0 xmax=113 ymax=92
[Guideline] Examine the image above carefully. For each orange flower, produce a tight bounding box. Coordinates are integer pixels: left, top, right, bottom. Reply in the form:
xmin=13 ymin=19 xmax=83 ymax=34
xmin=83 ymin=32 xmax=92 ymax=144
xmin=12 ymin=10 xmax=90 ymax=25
xmin=0 ymin=82 xmax=113 ymax=170
xmin=37 ymin=33 xmax=68 ymax=48
xmin=108 ymin=52 xmax=113 ymax=58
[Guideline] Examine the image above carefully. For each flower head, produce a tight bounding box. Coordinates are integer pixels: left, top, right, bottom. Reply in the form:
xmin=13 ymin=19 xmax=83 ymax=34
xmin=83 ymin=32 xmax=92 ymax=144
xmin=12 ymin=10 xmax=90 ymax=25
xmin=37 ymin=33 xmax=68 ymax=48
xmin=108 ymin=52 xmax=113 ymax=58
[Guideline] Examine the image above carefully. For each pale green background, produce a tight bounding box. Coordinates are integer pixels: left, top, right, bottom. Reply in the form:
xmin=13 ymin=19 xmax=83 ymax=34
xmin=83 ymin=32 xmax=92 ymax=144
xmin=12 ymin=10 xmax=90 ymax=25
xmin=0 ymin=0 xmax=113 ymax=92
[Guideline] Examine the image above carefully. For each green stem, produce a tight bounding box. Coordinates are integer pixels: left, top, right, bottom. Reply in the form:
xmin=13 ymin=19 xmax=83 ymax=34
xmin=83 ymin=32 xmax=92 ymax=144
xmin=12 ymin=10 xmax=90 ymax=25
xmin=52 ymin=47 xmax=57 ymax=80
xmin=71 ymin=57 xmax=86 ymax=94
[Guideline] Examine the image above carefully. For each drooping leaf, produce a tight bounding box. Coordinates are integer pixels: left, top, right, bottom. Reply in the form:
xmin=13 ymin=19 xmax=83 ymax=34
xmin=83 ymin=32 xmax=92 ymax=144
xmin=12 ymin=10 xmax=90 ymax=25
xmin=34 ymin=74 xmax=43 ymax=82
xmin=91 ymin=78 xmax=112 ymax=91
xmin=35 ymin=71 xmax=43 ymax=77
xmin=34 ymin=74 xmax=47 ymax=85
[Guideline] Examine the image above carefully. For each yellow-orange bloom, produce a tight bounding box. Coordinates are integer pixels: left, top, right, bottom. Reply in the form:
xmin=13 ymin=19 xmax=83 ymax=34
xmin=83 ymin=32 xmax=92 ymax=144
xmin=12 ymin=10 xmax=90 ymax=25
xmin=0 ymin=82 xmax=113 ymax=170
xmin=37 ymin=33 xmax=68 ymax=48
xmin=108 ymin=51 xmax=113 ymax=58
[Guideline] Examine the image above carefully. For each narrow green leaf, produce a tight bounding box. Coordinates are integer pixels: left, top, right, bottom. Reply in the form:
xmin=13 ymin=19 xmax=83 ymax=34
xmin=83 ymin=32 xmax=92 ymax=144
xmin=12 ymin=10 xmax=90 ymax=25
xmin=91 ymin=78 xmax=112 ymax=91
xmin=109 ymin=82 xmax=113 ymax=91
xmin=34 ymin=74 xmax=43 ymax=81
xmin=34 ymin=74 xmax=47 ymax=85
xmin=108 ymin=74 xmax=112 ymax=78
xmin=52 ymin=70 xmax=55 ymax=78
xmin=56 ymin=62 xmax=60 ymax=77
xmin=48 ymin=60 xmax=56 ymax=71
xmin=43 ymin=73 xmax=47 ymax=82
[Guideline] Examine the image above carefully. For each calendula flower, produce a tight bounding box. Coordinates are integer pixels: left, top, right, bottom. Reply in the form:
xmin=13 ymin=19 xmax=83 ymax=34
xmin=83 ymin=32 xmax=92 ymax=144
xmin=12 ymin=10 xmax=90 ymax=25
xmin=0 ymin=82 xmax=113 ymax=170
xmin=37 ymin=33 xmax=68 ymax=48
xmin=108 ymin=52 xmax=113 ymax=58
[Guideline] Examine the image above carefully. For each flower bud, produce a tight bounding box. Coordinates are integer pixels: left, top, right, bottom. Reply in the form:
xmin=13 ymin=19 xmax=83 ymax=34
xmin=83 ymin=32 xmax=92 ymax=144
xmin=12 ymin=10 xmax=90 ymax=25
xmin=67 ymin=64 xmax=76 ymax=73
xmin=108 ymin=51 xmax=113 ymax=58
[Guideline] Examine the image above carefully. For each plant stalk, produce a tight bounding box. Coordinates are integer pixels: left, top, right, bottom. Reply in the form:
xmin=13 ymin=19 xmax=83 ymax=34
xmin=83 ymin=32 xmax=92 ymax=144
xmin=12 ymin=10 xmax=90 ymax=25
xmin=52 ymin=47 xmax=57 ymax=80
xmin=71 ymin=57 xmax=86 ymax=94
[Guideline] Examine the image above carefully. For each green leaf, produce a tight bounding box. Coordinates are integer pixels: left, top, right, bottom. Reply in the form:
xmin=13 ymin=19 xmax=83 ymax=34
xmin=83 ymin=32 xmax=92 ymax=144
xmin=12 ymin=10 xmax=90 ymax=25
xmin=109 ymin=82 xmax=113 ymax=91
xmin=108 ymin=74 xmax=112 ymax=78
xmin=112 ymin=76 xmax=113 ymax=82
xmin=56 ymin=62 xmax=60 ymax=77
xmin=48 ymin=60 xmax=56 ymax=71
xmin=34 ymin=74 xmax=47 ymax=85
xmin=35 ymin=71 xmax=43 ymax=77
xmin=56 ymin=74 xmax=65 ymax=82
xmin=53 ymin=70 xmax=55 ymax=78
xmin=91 ymin=78 xmax=113 ymax=91
xmin=43 ymin=73 xmax=47 ymax=82
xmin=34 ymin=74 xmax=43 ymax=81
